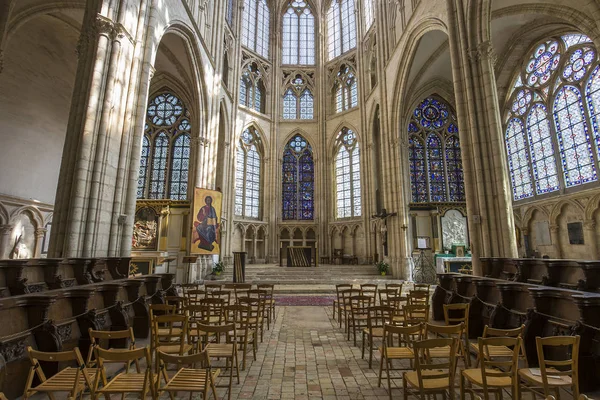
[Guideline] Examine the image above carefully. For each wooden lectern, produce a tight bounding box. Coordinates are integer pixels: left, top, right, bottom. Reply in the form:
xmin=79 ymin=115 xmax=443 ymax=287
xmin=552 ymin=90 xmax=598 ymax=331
xmin=161 ymin=257 xmax=177 ymax=274
xmin=233 ymin=252 xmax=246 ymax=283
xmin=182 ymin=255 xmax=198 ymax=284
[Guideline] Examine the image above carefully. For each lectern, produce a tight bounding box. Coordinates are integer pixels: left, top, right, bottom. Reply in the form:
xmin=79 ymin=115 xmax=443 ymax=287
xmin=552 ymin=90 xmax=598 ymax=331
xmin=182 ymin=255 xmax=198 ymax=284
xmin=161 ymin=257 xmax=177 ymax=274
xmin=233 ymin=252 xmax=246 ymax=283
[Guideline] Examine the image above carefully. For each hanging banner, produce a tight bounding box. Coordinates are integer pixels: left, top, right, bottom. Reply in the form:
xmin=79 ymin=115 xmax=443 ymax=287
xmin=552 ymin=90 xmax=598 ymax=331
xmin=191 ymin=188 xmax=222 ymax=255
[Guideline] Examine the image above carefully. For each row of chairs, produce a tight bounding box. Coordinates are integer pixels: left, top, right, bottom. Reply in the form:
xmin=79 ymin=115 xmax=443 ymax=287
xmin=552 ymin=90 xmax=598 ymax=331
xmin=23 ymin=328 xmax=218 ymax=399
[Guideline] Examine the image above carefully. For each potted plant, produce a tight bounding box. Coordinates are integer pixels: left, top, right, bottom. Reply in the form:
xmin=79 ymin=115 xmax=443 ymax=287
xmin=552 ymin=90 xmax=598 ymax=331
xmin=443 ymin=245 xmax=451 ymax=255
xmin=212 ymin=261 xmax=225 ymax=276
xmin=375 ymin=261 xmax=389 ymax=276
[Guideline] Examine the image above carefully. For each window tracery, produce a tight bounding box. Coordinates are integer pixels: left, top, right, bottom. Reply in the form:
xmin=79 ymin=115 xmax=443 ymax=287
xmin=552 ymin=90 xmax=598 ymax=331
xmin=282 ymin=72 xmax=314 ymax=120
xmin=331 ymin=62 xmax=358 ymax=113
xmin=327 ymin=0 xmax=357 ymax=60
xmin=235 ymin=127 xmax=262 ymax=219
xmin=335 ymin=128 xmax=361 ymax=218
xmin=240 ymin=60 xmax=267 ymax=113
xmin=282 ymin=135 xmax=314 ymax=220
xmin=242 ymin=0 xmax=270 ymax=59
xmin=282 ymin=1 xmax=315 ymax=65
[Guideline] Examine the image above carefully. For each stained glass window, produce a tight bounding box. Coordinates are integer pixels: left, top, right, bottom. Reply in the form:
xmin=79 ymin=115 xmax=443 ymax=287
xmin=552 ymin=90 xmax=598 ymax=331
xmin=333 ymin=64 xmax=358 ymax=113
xmin=240 ymin=63 xmax=265 ymax=113
xmin=504 ymin=33 xmax=600 ymax=200
xmin=407 ymin=97 xmax=465 ymax=203
xmin=139 ymin=92 xmax=192 ymax=200
xmin=364 ymin=0 xmax=375 ymax=31
xmin=335 ymin=128 xmax=361 ymax=218
xmin=235 ymin=127 xmax=262 ymax=219
xmin=242 ymin=0 xmax=270 ymax=59
xmin=226 ymin=0 xmax=234 ymax=26
xmin=327 ymin=0 xmax=357 ymax=60
xmin=282 ymin=1 xmax=315 ymax=65
xmin=282 ymin=135 xmax=314 ymax=220
xmin=282 ymin=75 xmax=314 ymax=120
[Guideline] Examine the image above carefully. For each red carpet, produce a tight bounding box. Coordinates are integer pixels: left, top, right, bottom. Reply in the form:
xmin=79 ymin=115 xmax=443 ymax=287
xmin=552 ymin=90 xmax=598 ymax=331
xmin=274 ymin=295 xmax=336 ymax=306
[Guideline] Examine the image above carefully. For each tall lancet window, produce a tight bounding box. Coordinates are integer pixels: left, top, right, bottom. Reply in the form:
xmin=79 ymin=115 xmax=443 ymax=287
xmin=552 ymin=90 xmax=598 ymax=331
xmin=335 ymin=128 xmax=361 ymax=218
xmin=333 ymin=64 xmax=358 ymax=113
xmin=364 ymin=0 xmax=375 ymax=31
xmin=282 ymin=1 xmax=315 ymax=65
xmin=138 ymin=92 xmax=191 ymax=200
xmin=504 ymin=33 xmax=600 ymax=201
xmin=282 ymin=135 xmax=314 ymax=220
xmin=327 ymin=0 xmax=357 ymax=60
xmin=242 ymin=0 xmax=270 ymax=58
xmin=407 ymin=97 xmax=465 ymax=203
xmin=282 ymin=74 xmax=314 ymax=120
xmin=235 ymin=127 xmax=262 ymax=219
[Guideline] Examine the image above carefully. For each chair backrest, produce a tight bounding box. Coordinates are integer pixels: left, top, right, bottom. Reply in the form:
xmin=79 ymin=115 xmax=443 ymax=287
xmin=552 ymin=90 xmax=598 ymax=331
xmin=367 ymin=306 xmax=394 ymax=329
xmin=165 ymin=296 xmax=187 ymax=313
xmin=207 ymin=290 xmax=232 ymax=306
xmin=414 ymin=283 xmax=430 ymax=292
xmin=412 ymin=338 xmax=457 ymax=394
xmin=408 ymin=289 xmax=430 ymax=306
xmin=199 ymin=298 xmax=225 ymax=324
xmin=478 ymin=337 xmax=521 ymax=395
xmin=382 ymin=323 xmax=424 ymax=348
xmin=349 ymin=295 xmax=373 ymax=315
xmin=360 ymin=284 xmax=378 ymax=299
xmin=340 ymin=288 xmax=361 ymax=307
xmin=403 ymin=304 xmax=429 ymax=326
xmin=257 ymin=284 xmax=275 ymax=298
xmin=26 ymin=346 xmax=92 ymax=394
xmin=87 ymin=328 xmax=136 ymax=365
xmin=186 ymin=289 xmax=207 ymax=305
xmin=225 ymin=304 xmax=251 ymax=326
xmin=233 ymin=283 xmax=252 ymax=300
xmin=237 ymin=297 xmax=263 ymax=324
xmin=94 ymin=346 xmax=153 ymax=390
xmin=377 ymin=289 xmax=397 ymax=307
xmin=385 ymin=295 xmax=405 ymax=314
xmin=204 ymin=283 xmax=223 ymax=292
xmin=482 ymin=324 xmax=524 ymax=338
xmin=153 ymin=314 xmax=189 ymax=354
xmin=195 ymin=322 xmax=237 ymax=346
xmin=149 ymin=304 xmax=176 ymax=318
xmin=425 ymin=322 xmax=465 ymax=342
xmin=157 ymin=349 xmax=210 ymax=370
xmin=385 ymin=283 xmax=403 ymax=296
xmin=536 ymin=335 xmax=580 ymax=396
xmin=443 ymin=303 xmax=470 ymax=332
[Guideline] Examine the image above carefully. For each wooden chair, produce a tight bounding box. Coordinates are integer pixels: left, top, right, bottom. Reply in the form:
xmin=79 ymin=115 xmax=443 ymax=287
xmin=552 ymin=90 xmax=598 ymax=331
xmin=378 ymin=323 xmax=424 ymax=400
xmin=378 ymin=289 xmax=397 ymax=307
xmin=338 ymin=288 xmax=361 ymax=330
xmin=186 ymin=304 xmax=216 ymax=352
xmin=460 ymin=336 xmax=522 ymax=400
xmin=165 ymin=295 xmax=187 ymax=313
xmin=257 ymin=283 xmax=276 ymax=326
xmin=402 ymin=337 xmax=458 ymax=400
xmin=93 ymin=346 xmax=155 ymax=399
xmin=225 ymin=303 xmax=258 ymax=370
xmin=519 ymin=335 xmax=580 ymax=399
xmin=87 ymin=327 xmax=140 ymax=371
xmin=471 ymin=324 xmax=527 ymax=367
xmin=248 ymin=289 xmax=268 ymax=340
xmin=232 ymin=283 xmax=252 ymax=301
xmin=408 ymin=289 xmax=430 ymax=306
xmin=333 ymin=284 xmax=353 ymax=320
xmin=414 ymin=283 xmax=430 ymax=292
xmin=199 ymin=297 xmax=225 ymax=325
xmin=443 ymin=302 xmax=470 ymax=332
xmin=186 ymin=289 xmax=207 ymax=305
xmin=207 ymin=289 xmax=232 ymax=306
xmin=152 ymin=314 xmax=193 ymax=369
xmin=360 ymin=284 xmax=378 ymax=301
xmin=425 ymin=322 xmax=469 ymax=369
xmin=23 ymin=347 xmax=95 ymax=400
xmin=385 ymin=283 xmax=403 ymax=296
xmin=387 ymin=295 xmax=407 ymax=325
xmin=362 ymin=305 xmax=394 ymax=368
xmin=197 ymin=322 xmax=239 ymax=400
xmin=402 ymin=304 xmax=429 ymax=326
xmin=156 ymin=350 xmax=218 ymax=400
xmin=347 ymin=294 xmax=373 ymax=345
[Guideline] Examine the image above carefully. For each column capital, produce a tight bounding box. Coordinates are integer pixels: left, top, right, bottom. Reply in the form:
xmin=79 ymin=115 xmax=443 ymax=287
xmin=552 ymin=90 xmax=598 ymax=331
xmin=35 ymin=228 xmax=47 ymax=239
xmin=0 ymin=225 xmax=13 ymax=235
xmin=584 ymin=220 xmax=596 ymax=230
xmin=549 ymin=224 xmax=560 ymax=233
xmin=468 ymin=41 xmax=497 ymax=65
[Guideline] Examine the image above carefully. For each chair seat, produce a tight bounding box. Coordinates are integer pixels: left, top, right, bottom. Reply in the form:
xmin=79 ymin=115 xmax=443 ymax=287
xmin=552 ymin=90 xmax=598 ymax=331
xmin=379 ymin=346 xmax=414 ymax=359
xmin=99 ymin=373 xmax=153 ymax=393
xmin=519 ymin=368 xmax=573 ymax=387
xmin=470 ymin=342 xmax=514 ymax=358
xmin=158 ymin=327 xmax=182 ymax=336
xmin=462 ymin=368 xmax=513 ymax=387
xmin=404 ymin=370 xmax=451 ymax=390
xmin=162 ymin=368 xmax=220 ymax=391
xmin=34 ymin=368 xmax=96 ymax=391
xmin=427 ymin=346 xmax=453 ymax=358
xmin=157 ymin=343 xmax=193 ymax=355
xmin=206 ymin=343 xmax=235 ymax=357
xmin=363 ymin=327 xmax=385 ymax=337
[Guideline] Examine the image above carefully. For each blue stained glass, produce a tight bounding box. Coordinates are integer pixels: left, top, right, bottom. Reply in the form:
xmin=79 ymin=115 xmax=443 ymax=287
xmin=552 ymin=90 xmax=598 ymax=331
xmin=585 ymin=66 xmax=600 ymax=156
xmin=149 ymin=132 xmax=169 ymax=199
xmin=169 ymin=134 xmax=190 ymax=200
xmin=408 ymin=135 xmax=427 ymax=203
xmin=147 ymin=94 xmax=183 ymax=126
xmin=505 ymin=118 xmax=534 ymax=200
xmin=445 ymin=136 xmax=465 ymax=201
xmin=563 ymin=48 xmax=595 ymax=82
xmin=427 ymin=134 xmax=446 ymax=202
xmin=414 ymin=98 xmax=449 ymax=130
xmin=282 ymin=135 xmax=314 ymax=220
xmin=137 ymin=136 xmax=150 ymax=198
xmin=553 ymin=86 xmax=597 ymax=186
xmin=526 ymin=40 xmax=560 ymax=87
xmin=526 ymin=104 xmax=560 ymax=194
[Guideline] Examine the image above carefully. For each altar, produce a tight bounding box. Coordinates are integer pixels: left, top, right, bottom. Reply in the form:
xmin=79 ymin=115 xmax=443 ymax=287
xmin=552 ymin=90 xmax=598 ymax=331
xmin=435 ymin=256 xmax=472 ymax=273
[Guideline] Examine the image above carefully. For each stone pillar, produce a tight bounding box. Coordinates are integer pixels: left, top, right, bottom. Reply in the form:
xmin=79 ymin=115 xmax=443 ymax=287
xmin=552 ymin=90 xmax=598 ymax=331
xmin=0 ymin=225 xmax=13 ymax=259
xmin=583 ymin=221 xmax=599 ymax=259
xmin=252 ymin=233 xmax=257 ymax=263
xmin=50 ymin=0 xmax=151 ymax=258
xmin=549 ymin=224 xmax=562 ymax=258
xmin=446 ymin=0 xmax=518 ymax=275
xmin=34 ymin=228 xmax=47 ymax=258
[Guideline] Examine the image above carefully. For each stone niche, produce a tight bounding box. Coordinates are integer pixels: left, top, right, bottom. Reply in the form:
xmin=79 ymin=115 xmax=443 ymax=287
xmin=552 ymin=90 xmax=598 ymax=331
xmin=441 ymin=209 xmax=469 ymax=249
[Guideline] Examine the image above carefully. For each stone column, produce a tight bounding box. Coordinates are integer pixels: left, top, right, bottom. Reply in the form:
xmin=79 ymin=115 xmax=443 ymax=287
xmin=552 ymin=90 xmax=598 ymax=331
xmin=50 ymin=0 xmax=151 ymax=258
xmin=549 ymin=224 xmax=562 ymax=258
xmin=252 ymin=233 xmax=257 ymax=263
xmin=0 ymin=225 xmax=13 ymax=259
xmin=446 ymin=0 xmax=518 ymax=275
xmin=583 ymin=221 xmax=599 ymax=259
xmin=34 ymin=228 xmax=47 ymax=258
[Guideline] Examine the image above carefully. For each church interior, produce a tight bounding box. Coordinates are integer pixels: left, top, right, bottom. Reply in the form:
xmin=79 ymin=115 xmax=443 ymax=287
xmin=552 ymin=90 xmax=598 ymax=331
xmin=0 ymin=0 xmax=599 ymax=398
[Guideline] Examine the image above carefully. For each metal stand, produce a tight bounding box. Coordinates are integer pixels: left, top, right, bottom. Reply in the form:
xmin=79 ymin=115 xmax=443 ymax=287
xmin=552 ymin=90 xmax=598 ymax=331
xmin=182 ymin=256 xmax=198 ymax=284
xmin=413 ymin=248 xmax=436 ymax=284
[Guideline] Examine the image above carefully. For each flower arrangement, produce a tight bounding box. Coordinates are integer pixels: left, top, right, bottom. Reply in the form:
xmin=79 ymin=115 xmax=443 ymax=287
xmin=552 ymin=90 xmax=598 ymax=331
xmin=212 ymin=261 xmax=225 ymax=276
xmin=375 ymin=261 xmax=389 ymax=276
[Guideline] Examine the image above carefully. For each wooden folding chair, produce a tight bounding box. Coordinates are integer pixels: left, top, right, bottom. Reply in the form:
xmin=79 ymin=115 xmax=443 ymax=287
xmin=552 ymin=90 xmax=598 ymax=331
xmin=165 ymin=295 xmax=187 ymax=314
xmin=362 ymin=305 xmax=394 ymax=368
xmin=461 ymin=336 xmax=522 ymax=400
xmin=408 ymin=289 xmax=430 ymax=306
xmin=197 ymin=322 xmax=239 ymax=400
xmin=333 ymin=284 xmax=352 ymax=320
xmin=347 ymin=295 xmax=373 ymax=346
xmin=87 ymin=327 xmax=140 ymax=371
xmin=23 ymin=347 xmax=95 ymax=400
xmin=93 ymin=346 xmax=155 ymax=399
xmin=248 ymin=289 xmax=268 ymax=341
xmin=519 ymin=335 xmax=580 ymax=399
xmin=360 ymin=284 xmax=378 ymax=301
xmin=225 ymin=303 xmax=258 ymax=370
xmin=152 ymin=314 xmax=193 ymax=371
xmin=403 ymin=337 xmax=458 ymax=400
xmin=425 ymin=322 xmax=469 ymax=369
xmin=378 ymin=323 xmax=424 ymax=400
xmin=403 ymin=304 xmax=429 ymax=326
xmin=156 ymin=350 xmax=219 ymax=400
xmin=257 ymin=283 xmax=276 ymax=326
xmin=471 ymin=324 xmax=527 ymax=367
xmin=338 ymin=288 xmax=361 ymax=329
xmin=186 ymin=289 xmax=207 ymax=305
xmin=199 ymin=297 xmax=226 ymax=325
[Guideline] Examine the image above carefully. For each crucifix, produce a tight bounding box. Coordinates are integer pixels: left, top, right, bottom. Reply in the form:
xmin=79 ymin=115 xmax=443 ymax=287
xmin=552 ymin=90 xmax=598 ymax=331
xmin=371 ymin=208 xmax=397 ymax=257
